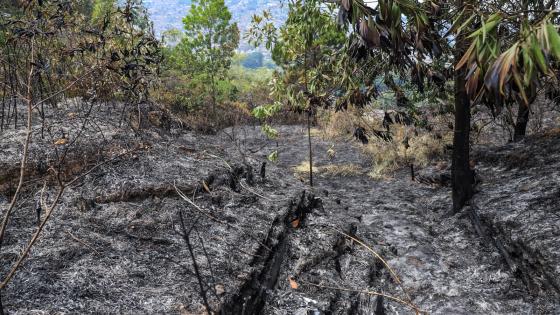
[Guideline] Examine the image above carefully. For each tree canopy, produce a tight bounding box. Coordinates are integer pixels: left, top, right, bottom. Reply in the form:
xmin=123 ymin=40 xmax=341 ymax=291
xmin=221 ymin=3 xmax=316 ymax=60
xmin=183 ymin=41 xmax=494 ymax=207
xmin=177 ymin=0 xmax=239 ymax=113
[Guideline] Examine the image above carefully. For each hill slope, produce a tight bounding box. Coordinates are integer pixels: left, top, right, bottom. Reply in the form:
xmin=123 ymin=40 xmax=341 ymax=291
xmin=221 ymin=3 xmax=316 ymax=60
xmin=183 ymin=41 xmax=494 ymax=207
xmin=144 ymin=0 xmax=287 ymax=50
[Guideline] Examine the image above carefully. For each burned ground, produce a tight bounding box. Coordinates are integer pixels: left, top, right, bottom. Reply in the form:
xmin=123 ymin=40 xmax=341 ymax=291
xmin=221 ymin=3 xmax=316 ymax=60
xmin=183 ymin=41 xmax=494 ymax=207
xmin=0 ymin=107 xmax=559 ymax=314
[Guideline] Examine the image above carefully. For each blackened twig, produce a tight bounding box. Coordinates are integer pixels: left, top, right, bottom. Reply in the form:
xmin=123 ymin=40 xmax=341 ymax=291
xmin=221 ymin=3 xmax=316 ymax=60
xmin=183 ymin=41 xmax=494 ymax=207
xmin=179 ymin=210 xmax=212 ymax=315
xmin=195 ymin=227 xmax=220 ymax=301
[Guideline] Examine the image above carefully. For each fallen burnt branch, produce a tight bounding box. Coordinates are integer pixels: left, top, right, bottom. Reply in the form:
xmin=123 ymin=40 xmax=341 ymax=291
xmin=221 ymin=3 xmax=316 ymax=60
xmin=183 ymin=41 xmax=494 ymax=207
xmin=221 ymin=191 xmax=321 ymax=315
xmin=299 ymin=281 xmax=425 ymax=315
xmin=0 ymin=147 xmax=140 ymax=292
xmin=318 ymin=224 xmax=416 ymax=308
xmin=292 ymin=223 xmax=357 ymax=279
xmin=202 ymin=163 xmax=255 ymax=193
xmin=95 ymin=183 xmax=197 ymax=204
xmin=0 ymin=144 xmax=138 ymax=196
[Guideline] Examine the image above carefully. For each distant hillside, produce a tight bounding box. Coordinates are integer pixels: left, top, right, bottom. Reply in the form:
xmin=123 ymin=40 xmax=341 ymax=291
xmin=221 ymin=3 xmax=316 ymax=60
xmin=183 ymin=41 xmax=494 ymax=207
xmin=143 ymin=0 xmax=287 ymax=51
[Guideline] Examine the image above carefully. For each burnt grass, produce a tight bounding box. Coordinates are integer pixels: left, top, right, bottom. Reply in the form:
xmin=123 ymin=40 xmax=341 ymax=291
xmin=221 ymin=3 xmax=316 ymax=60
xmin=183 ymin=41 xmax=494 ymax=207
xmin=0 ymin=107 xmax=559 ymax=314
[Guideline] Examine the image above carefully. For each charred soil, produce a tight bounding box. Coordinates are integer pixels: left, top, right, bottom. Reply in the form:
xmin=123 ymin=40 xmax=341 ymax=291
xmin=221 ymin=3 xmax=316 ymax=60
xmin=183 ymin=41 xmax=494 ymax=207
xmin=0 ymin=111 xmax=559 ymax=314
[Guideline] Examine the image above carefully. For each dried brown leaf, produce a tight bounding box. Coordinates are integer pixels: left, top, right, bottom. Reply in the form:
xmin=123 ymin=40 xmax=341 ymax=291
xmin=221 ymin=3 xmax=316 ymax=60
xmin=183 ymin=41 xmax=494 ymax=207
xmin=291 ymin=218 xmax=300 ymax=228
xmin=54 ymin=138 xmax=68 ymax=145
xmin=202 ymin=180 xmax=211 ymax=193
xmin=289 ymin=277 xmax=299 ymax=289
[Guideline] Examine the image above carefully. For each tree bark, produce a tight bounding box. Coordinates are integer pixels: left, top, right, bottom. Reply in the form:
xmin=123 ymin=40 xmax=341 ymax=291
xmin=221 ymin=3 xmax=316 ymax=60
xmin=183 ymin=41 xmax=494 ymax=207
xmin=514 ymin=102 xmax=530 ymax=142
xmin=452 ymin=73 xmax=473 ymax=212
xmin=452 ymin=3 xmax=474 ymax=212
xmin=210 ymin=72 xmax=217 ymax=118
xmin=307 ymin=111 xmax=314 ymax=187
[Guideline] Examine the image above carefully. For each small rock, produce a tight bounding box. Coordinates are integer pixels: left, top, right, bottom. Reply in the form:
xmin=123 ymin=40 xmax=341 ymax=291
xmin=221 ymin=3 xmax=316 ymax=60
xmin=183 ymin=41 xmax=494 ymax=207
xmin=215 ymin=284 xmax=225 ymax=296
xmin=237 ymin=272 xmax=250 ymax=281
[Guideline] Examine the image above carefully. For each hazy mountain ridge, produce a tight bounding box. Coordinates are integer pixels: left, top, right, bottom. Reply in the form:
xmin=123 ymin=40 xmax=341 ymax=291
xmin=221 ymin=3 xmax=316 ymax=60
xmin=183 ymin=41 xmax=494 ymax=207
xmin=144 ymin=0 xmax=287 ymax=50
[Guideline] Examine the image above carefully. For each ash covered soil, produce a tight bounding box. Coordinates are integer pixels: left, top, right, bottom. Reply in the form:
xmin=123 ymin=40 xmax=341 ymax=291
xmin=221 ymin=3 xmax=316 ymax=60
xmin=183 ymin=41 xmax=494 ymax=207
xmin=0 ymin=108 xmax=559 ymax=314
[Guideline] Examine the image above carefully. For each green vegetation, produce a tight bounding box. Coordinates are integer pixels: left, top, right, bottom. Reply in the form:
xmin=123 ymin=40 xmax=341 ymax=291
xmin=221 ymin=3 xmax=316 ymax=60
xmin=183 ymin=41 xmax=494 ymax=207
xmin=180 ymin=0 xmax=239 ymax=115
xmin=91 ymin=0 xmax=115 ymax=24
xmin=156 ymin=0 xmax=277 ymax=131
xmin=246 ymin=0 xmax=560 ymax=209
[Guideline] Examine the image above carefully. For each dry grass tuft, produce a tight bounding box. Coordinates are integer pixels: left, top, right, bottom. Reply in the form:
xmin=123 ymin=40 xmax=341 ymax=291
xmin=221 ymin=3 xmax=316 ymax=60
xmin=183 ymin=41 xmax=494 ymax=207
xmin=293 ymin=161 xmax=320 ymax=176
xmin=320 ymin=164 xmax=363 ymax=177
xmin=364 ymin=125 xmax=449 ymax=179
xmin=293 ymin=161 xmax=363 ymax=178
xmin=318 ymin=108 xmax=361 ymax=139
xmin=318 ymin=108 xmax=451 ymax=179
xmin=363 ymin=141 xmax=401 ymax=179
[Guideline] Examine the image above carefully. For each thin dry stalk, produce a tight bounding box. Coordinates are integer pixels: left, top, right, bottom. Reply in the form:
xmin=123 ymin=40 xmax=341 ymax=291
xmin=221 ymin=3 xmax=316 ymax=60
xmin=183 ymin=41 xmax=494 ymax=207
xmin=0 ymin=37 xmax=36 ymax=251
xmin=31 ymin=65 xmax=101 ymax=111
xmin=323 ymin=225 xmax=415 ymax=307
xmin=0 ymin=184 xmax=64 ymax=289
xmin=178 ymin=210 xmax=213 ymax=315
xmin=203 ymin=151 xmax=233 ymax=171
xmin=64 ymin=230 xmax=102 ymax=256
xmin=300 ymin=281 xmax=426 ymax=315
xmin=174 ymin=184 xmax=272 ymax=252
xmin=239 ymin=181 xmax=273 ymax=202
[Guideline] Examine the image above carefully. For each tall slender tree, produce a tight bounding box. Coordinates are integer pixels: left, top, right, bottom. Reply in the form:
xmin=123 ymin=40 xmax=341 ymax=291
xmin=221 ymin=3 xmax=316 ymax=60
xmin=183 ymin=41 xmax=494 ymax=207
xmin=248 ymin=0 xmax=346 ymax=187
xmin=451 ymin=0 xmax=475 ymax=212
xmin=309 ymin=0 xmax=560 ymax=210
xmin=179 ymin=0 xmax=239 ymax=116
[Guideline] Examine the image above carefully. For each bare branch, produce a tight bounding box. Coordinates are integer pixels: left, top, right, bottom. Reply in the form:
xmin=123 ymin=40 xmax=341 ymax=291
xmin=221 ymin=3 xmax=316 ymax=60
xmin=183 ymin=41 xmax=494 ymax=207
xmin=0 ymin=147 xmax=141 ymax=289
xmin=174 ymin=183 xmax=272 ymax=252
xmin=0 ymin=36 xmax=35 ymax=251
xmin=299 ymin=281 xmax=425 ymax=315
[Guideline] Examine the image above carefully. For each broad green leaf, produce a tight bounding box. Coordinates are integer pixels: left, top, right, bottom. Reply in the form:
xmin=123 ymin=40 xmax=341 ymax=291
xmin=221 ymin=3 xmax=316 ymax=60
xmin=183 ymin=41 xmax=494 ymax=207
xmin=391 ymin=3 xmax=401 ymax=27
xmin=512 ymin=69 xmax=528 ymax=105
xmin=522 ymin=46 xmax=534 ymax=86
xmin=262 ymin=124 xmax=279 ymax=139
xmin=446 ymin=8 xmax=465 ymax=36
xmin=498 ymin=45 xmax=518 ymax=95
xmin=546 ymin=23 xmax=560 ymax=60
xmin=456 ymin=14 xmax=475 ymax=36
xmin=468 ymin=13 xmax=501 ymax=40
xmin=267 ymin=150 xmax=278 ymax=162
xmin=481 ymin=16 xmax=486 ymax=43
xmin=532 ymin=37 xmax=548 ymax=73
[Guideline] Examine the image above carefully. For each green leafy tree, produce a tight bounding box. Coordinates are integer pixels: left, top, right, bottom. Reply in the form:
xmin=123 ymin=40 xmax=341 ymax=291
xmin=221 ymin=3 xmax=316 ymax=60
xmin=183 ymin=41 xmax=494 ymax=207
xmin=253 ymin=0 xmax=560 ymax=208
xmin=249 ymin=0 xmax=345 ymax=186
xmin=337 ymin=0 xmax=560 ymax=210
xmin=179 ymin=0 xmax=239 ymax=115
xmin=162 ymin=28 xmax=184 ymax=47
xmin=92 ymin=0 xmax=116 ymax=25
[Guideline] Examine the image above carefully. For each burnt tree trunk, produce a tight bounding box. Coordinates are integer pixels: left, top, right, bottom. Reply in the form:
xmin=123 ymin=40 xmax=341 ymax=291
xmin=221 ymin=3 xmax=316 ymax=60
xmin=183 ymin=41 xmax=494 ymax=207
xmin=452 ymin=6 xmax=474 ymax=212
xmin=514 ymin=102 xmax=530 ymax=142
xmin=307 ymin=110 xmax=314 ymax=187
